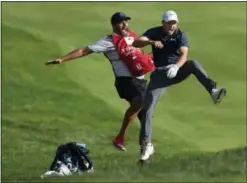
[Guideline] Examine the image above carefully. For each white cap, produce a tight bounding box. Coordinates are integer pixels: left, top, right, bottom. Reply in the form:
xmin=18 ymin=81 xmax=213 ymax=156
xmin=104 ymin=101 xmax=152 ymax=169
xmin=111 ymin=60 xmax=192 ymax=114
xmin=162 ymin=10 xmax=179 ymax=23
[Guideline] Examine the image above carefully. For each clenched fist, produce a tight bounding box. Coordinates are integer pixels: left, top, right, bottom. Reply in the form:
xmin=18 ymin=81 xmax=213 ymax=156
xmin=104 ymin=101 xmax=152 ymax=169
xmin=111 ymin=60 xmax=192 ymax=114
xmin=150 ymin=41 xmax=164 ymax=49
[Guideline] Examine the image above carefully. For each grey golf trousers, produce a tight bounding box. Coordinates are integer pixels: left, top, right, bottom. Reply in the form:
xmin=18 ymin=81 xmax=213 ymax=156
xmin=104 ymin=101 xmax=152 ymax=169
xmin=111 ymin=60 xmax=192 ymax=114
xmin=139 ymin=60 xmax=216 ymax=145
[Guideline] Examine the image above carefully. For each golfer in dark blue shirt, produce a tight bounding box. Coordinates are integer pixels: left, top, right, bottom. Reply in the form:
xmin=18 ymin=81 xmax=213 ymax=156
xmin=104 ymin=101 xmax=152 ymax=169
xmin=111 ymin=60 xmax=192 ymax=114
xmin=133 ymin=10 xmax=227 ymax=161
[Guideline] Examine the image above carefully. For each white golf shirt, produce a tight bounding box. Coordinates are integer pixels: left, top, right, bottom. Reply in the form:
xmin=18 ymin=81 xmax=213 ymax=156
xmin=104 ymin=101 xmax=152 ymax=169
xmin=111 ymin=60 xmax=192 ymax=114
xmin=88 ymin=36 xmax=145 ymax=79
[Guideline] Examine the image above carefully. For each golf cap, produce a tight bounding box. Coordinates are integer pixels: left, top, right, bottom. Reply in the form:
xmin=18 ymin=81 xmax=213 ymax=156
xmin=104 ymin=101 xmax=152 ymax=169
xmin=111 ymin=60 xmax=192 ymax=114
xmin=111 ymin=12 xmax=131 ymax=25
xmin=162 ymin=10 xmax=179 ymax=23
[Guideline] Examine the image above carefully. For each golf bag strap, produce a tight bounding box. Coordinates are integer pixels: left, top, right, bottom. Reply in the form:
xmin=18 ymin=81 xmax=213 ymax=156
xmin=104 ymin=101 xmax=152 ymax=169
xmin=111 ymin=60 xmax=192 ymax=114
xmin=67 ymin=142 xmax=93 ymax=170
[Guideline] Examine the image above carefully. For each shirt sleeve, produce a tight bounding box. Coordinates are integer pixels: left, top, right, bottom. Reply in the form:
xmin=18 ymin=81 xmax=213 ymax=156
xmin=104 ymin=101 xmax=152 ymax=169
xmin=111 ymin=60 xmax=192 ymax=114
xmin=179 ymin=31 xmax=189 ymax=47
xmin=88 ymin=37 xmax=109 ymax=53
xmin=142 ymin=28 xmax=156 ymax=40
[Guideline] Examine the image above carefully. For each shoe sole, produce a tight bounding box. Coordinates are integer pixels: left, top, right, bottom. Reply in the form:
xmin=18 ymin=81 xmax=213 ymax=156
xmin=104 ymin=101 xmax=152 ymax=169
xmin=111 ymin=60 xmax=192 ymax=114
xmin=215 ymin=88 xmax=227 ymax=104
xmin=112 ymin=141 xmax=126 ymax=151
xmin=137 ymin=155 xmax=153 ymax=164
xmin=137 ymin=159 xmax=151 ymax=165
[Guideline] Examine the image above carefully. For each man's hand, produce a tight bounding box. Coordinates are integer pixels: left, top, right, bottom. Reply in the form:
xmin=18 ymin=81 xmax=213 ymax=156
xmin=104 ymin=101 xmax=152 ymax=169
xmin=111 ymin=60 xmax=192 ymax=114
xmin=45 ymin=59 xmax=62 ymax=65
xmin=150 ymin=41 xmax=164 ymax=49
xmin=166 ymin=64 xmax=179 ymax=79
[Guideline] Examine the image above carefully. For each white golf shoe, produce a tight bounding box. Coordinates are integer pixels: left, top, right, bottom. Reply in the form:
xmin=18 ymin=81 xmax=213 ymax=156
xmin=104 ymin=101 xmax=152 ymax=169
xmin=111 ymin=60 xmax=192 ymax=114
xmin=140 ymin=143 xmax=154 ymax=161
xmin=211 ymin=88 xmax=227 ymax=104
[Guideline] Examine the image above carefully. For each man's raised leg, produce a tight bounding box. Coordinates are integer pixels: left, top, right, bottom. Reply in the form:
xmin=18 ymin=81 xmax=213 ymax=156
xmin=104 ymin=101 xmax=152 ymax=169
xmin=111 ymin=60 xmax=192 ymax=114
xmin=174 ymin=60 xmax=226 ymax=103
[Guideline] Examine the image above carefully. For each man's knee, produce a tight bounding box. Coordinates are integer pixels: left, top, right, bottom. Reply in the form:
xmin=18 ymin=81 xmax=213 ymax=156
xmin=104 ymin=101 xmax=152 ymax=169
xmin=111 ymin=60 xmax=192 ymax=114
xmin=181 ymin=60 xmax=201 ymax=73
xmin=130 ymin=95 xmax=143 ymax=112
xmin=185 ymin=59 xmax=195 ymax=66
xmin=186 ymin=60 xmax=200 ymax=69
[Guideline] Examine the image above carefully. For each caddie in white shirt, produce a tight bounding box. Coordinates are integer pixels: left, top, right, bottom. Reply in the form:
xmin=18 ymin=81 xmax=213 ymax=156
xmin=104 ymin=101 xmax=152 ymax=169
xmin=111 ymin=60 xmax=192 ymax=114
xmin=46 ymin=12 xmax=148 ymax=152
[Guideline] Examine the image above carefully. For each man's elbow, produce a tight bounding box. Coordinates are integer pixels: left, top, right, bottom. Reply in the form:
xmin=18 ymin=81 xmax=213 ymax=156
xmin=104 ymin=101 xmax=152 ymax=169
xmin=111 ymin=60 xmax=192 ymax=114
xmin=132 ymin=40 xmax=139 ymax=47
xmin=81 ymin=47 xmax=93 ymax=57
xmin=132 ymin=40 xmax=143 ymax=48
xmin=182 ymin=52 xmax=188 ymax=60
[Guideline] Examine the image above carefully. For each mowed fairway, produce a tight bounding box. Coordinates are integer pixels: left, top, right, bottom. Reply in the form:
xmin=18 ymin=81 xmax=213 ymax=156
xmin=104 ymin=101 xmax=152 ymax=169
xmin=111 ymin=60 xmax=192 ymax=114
xmin=2 ymin=2 xmax=246 ymax=182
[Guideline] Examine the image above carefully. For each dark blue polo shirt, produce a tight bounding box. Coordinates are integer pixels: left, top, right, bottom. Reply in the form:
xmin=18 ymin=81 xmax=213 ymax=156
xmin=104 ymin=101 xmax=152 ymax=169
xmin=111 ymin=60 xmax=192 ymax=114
xmin=143 ymin=26 xmax=189 ymax=67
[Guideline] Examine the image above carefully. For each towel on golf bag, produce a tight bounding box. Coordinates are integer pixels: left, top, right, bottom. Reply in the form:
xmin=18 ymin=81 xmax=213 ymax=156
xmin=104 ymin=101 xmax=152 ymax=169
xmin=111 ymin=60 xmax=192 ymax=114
xmin=41 ymin=142 xmax=94 ymax=179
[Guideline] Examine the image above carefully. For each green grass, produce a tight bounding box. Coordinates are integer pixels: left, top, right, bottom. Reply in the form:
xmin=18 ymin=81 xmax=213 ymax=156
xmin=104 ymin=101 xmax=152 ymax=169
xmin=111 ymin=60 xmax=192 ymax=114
xmin=1 ymin=2 xmax=246 ymax=182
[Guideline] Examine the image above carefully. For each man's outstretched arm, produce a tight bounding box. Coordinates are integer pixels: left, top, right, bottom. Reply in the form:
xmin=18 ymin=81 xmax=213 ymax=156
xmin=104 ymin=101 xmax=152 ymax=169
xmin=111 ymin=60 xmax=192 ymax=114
xmin=133 ymin=36 xmax=163 ymax=49
xmin=132 ymin=36 xmax=153 ymax=48
xmin=46 ymin=46 xmax=93 ymax=65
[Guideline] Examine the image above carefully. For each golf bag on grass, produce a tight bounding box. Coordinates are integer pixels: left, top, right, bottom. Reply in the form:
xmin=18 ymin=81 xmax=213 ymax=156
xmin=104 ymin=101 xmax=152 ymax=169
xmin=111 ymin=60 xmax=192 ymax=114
xmin=41 ymin=142 xmax=94 ymax=179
